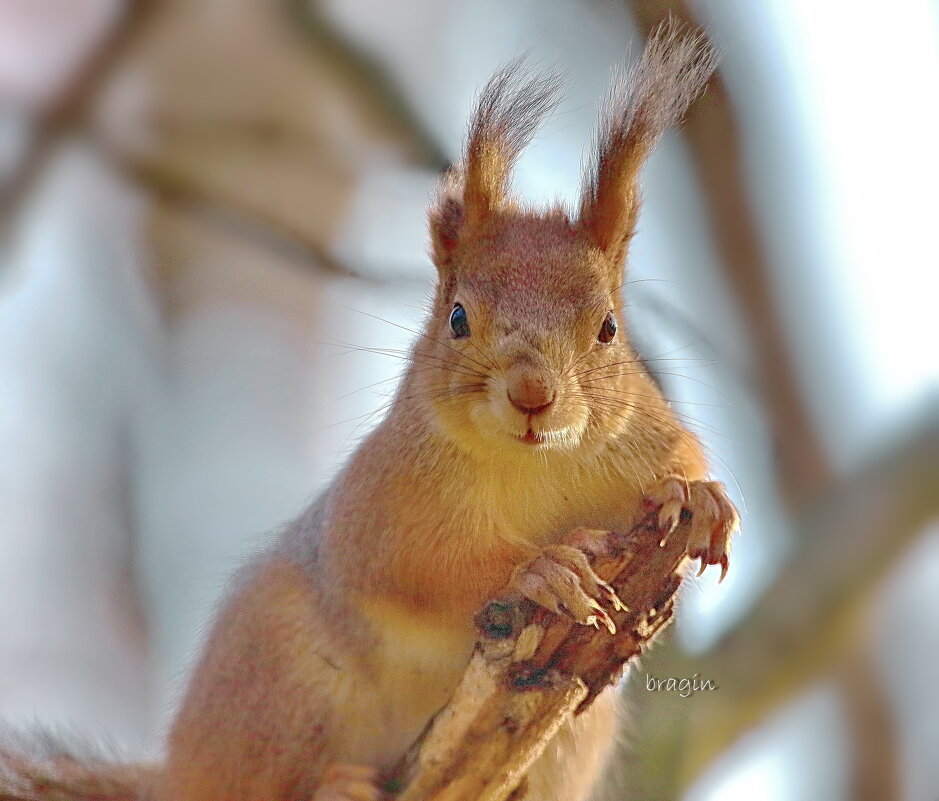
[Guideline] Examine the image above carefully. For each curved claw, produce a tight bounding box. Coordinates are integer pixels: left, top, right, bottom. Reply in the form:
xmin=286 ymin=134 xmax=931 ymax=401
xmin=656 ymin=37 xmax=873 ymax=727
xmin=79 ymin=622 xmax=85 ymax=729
xmin=598 ymin=578 xmax=628 ymax=613
xmin=646 ymin=477 xmax=737 ymax=585
xmin=511 ymin=545 xmax=621 ymax=634
xmin=584 ymin=597 xmax=616 ymax=634
xmin=719 ymin=554 xmax=730 ymax=583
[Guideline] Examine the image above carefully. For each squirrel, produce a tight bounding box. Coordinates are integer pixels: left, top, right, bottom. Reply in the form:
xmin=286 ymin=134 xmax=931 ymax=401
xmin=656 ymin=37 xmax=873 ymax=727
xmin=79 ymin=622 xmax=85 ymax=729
xmin=0 ymin=25 xmax=737 ymax=801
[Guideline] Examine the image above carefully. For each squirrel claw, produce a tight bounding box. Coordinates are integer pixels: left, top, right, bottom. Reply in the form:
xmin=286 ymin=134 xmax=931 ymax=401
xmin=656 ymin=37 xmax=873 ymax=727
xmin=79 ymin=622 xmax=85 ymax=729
xmin=645 ymin=477 xmax=738 ymax=582
xmin=657 ymin=501 xmax=683 ymax=542
xmin=646 ymin=478 xmax=688 ymax=546
xmin=598 ymin=578 xmax=628 ymax=613
xmin=510 ymin=544 xmax=619 ymax=634
xmin=586 ymin=597 xmax=617 ymax=634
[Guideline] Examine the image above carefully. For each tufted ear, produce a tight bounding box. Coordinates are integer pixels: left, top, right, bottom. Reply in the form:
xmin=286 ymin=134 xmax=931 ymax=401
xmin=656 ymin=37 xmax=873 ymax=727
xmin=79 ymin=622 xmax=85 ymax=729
xmin=429 ymin=60 xmax=563 ymax=270
xmin=428 ymin=171 xmax=466 ymax=270
xmin=579 ymin=23 xmax=717 ymax=266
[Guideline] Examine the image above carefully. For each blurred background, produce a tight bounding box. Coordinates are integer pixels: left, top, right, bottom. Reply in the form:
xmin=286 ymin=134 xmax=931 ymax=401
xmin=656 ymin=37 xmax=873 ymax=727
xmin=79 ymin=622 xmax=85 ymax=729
xmin=1 ymin=1 xmax=937 ymax=799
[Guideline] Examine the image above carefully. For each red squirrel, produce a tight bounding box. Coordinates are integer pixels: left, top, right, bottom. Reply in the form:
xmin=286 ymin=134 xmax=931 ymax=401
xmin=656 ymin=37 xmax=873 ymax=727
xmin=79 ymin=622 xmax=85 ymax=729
xmin=0 ymin=25 xmax=736 ymax=801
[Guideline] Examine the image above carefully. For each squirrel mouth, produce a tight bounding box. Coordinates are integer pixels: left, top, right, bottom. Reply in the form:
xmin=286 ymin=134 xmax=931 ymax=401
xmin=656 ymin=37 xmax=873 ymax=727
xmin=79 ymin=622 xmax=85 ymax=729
xmin=518 ymin=429 xmax=546 ymax=445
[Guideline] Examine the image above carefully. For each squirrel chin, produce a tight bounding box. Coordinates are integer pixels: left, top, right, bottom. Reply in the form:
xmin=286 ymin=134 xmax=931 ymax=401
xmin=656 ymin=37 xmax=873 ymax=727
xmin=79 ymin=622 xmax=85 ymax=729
xmin=518 ymin=430 xmax=545 ymax=445
xmin=513 ymin=426 xmax=581 ymax=450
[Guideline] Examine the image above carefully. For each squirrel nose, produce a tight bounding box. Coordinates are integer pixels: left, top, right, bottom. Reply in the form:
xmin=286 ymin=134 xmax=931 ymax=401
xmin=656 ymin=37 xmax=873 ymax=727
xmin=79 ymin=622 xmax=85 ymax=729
xmin=507 ymin=374 xmax=555 ymax=416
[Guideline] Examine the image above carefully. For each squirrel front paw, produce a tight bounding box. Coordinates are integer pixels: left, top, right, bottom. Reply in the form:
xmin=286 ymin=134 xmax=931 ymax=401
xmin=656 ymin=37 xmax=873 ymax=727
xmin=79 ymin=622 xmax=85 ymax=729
xmin=312 ymin=764 xmax=384 ymax=801
xmin=644 ymin=477 xmax=739 ymax=581
xmin=509 ymin=543 xmax=625 ymax=633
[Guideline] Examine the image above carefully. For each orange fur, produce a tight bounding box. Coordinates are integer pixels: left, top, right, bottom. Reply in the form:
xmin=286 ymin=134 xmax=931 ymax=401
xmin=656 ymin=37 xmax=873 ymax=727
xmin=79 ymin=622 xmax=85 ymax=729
xmin=1 ymin=25 xmax=719 ymax=801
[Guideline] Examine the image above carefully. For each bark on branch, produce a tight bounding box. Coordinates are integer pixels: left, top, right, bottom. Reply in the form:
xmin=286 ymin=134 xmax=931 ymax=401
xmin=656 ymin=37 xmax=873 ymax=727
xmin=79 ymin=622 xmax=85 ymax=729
xmin=387 ymin=511 xmax=703 ymax=801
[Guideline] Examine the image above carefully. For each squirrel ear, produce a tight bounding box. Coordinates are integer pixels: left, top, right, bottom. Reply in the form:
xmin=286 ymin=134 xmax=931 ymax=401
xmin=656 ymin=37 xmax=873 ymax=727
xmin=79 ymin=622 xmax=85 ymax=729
xmin=429 ymin=59 xmax=563 ymax=269
xmin=578 ymin=23 xmax=717 ymax=263
xmin=429 ymin=172 xmax=465 ymax=270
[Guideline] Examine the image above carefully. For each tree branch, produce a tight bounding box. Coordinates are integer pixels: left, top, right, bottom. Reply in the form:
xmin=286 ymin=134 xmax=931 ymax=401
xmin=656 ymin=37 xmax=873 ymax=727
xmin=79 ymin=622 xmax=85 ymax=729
xmin=387 ymin=511 xmax=704 ymax=801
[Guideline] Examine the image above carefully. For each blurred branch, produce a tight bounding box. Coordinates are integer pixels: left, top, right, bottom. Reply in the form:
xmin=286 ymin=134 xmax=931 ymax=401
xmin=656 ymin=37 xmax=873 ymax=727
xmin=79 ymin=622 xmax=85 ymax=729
xmin=0 ymin=1 xmax=155 ymax=233
xmin=114 ymin=1 xmax=441 ymax=285
xmin=630 ymin=0 xmax=832 ymax=507
xmin=290 ymin=0 xmax=448 ymax=169
xmin=837 ymin=646 xmax=900 ymax=801
xmin=618 ymin=408 xmax=937 ymax=799
xmin=3 ymin=0 xmax=443 ymax=285
xmin=677 ymin=409 xmax=938 ymax=790
xmin=111 ymin=148 xmax=371 ymax=282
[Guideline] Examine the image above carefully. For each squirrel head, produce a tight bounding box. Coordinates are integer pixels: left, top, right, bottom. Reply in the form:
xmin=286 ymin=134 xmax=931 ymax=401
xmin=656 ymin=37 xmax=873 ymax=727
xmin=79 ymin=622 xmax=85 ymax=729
xmin=416 ymin=26 xmax=716 ymax=459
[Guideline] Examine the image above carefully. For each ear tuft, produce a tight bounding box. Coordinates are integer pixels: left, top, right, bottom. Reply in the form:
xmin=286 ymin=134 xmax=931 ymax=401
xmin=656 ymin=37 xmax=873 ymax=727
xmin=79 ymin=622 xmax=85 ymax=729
xmin=429 ymin=60 xmax=564 ymax=269
xmin=463 ymin=58 xmax=564 ymax=228
xmin=579 ymin=22 xmax=718 ymax=260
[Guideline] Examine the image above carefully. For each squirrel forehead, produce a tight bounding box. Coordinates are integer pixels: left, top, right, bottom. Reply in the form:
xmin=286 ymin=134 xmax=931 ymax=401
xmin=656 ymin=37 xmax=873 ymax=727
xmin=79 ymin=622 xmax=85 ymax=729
xmin=454 ymin=214 xmax=615 ymax=312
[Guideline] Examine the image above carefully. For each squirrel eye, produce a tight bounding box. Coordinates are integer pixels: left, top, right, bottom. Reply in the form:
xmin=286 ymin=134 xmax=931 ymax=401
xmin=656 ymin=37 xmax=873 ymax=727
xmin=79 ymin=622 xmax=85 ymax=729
xmin=449 ymin=303 xmax=470 ymax=338
xmin=597 ymin=311 xmax=617 ymax=344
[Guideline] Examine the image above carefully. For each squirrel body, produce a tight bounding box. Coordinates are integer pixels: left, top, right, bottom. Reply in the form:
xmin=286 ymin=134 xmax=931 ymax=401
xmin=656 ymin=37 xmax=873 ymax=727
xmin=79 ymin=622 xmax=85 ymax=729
xmin=162 ymin=358 xmax=698 ymax=799
xmin=162 ymin=469 xmax=627 ymax=800
xmin=1 ymin=27 xmax=737 ymax=801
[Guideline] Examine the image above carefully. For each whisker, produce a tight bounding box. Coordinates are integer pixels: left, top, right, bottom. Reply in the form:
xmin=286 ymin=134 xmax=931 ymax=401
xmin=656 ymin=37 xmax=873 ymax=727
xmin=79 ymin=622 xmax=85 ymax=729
xmin=568 ymin=390 xmax=744 ymax=505
xmin=571 ymin=356 xmax=714 ymax=382
xmin=322 ymin=340 xmax=487 ymax=382
xmin=571 ymin=364 xmax=732 ymax=405
xmin=330 ymin=361 xmax=484 ymax=403
xmin=569 ymin=390 xmax=729 ymax=441
xmin=319 ymin=382 xmax=488 ymax=437
xmin=570 ymin=359 xmax=647 ymax=380
xmin=565 ymin=398 xmax=653 ymax=489
xmin=577 ymin=383 xmax=727 ymax=408
xmin=331 ymin=374 xmax=404 ymax=402
xmin=343 ymin=307 xmax=499 ymax=376
xmin=645 ymin=340 xmax=705 ymax=360
xmin=563 ymin=347 xmax=597 ymax=378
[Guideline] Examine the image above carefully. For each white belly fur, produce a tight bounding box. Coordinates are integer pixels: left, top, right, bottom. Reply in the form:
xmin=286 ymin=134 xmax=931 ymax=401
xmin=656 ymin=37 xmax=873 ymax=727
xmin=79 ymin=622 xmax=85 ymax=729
xmin=337 ymin=603 xmax=476 ymax=770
